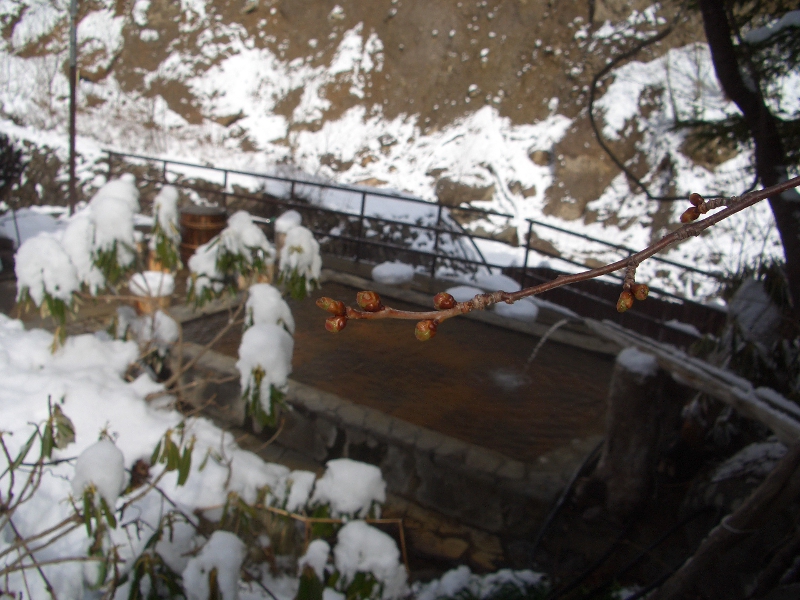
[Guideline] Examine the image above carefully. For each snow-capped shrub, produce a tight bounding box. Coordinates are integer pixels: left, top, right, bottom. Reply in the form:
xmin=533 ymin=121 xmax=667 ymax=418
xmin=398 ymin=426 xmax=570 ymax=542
xmin=244 ymin=283 xmax=295 ymax=334
xmin=187 ymin=210 xmax=277 ymax=304
xmin=236 ymin=323 xmax=293 ymax=428
xmin=149 ymin=185 xmax=181 ymax=271
xmin=332 ymin=521 xmax=408 ymax=600
xmin=71 ymin=438 xmax=126 ymax=507
xmin=182 ymin=531 xmax=246 ymax=600
xmin=187 ymin=239 xmax=227 ymax=304
xmin=275 ymin=209 xmax=302 ymax=234
xmin=218 ymin=210 xmax=275 ymax=274
xmin=310 ymin=458 xmax=386 ymax=519
xmin=88 ymin=175 xmax=140 ymax=281
xmin=14 ymin=175 xmax=143 ymax=341
xmin=278 ymin=225 xmax=321 ymax=300
xmin=297 ymin=522 xmax=407 ymax=600
xmin=15 ymin=232 xmax=80 ymax=322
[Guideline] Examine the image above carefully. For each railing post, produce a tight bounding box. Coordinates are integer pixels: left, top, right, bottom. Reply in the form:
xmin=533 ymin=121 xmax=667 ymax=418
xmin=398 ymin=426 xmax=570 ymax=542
xmin=223 ymin=170 xmax=228 ymax=191
xmin=162 ymin=160 xmax=167 ymax=183
xmin=354 ymin=192 xmax=367 ymax=262
xmin=290 ymin=181 xmax=296 ymax=199
xmin=107 ymin=151 xmax=114 ymax=180
xmin=521 ymin=220 xmax=533 ymax=289
xmin=430 ymin=204 xmax=443 ymax=278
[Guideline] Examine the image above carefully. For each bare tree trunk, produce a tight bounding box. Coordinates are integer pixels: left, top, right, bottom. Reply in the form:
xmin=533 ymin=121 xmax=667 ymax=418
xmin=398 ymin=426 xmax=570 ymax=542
xmin=699 ymin=0 xmax=800 ymax=314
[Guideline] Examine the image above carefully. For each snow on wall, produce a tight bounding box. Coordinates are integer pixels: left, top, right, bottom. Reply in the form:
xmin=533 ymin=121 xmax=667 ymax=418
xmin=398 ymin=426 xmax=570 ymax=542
xmin=616 ymin=346 xmax=659 ymax=381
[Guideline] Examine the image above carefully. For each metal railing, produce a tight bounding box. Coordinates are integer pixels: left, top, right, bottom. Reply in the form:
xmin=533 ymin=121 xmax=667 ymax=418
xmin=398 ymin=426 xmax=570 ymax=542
xmin=107 ymin=150 xmax=723 ymax=284
xmin=106 ymin=150 xmax=727 ymax=342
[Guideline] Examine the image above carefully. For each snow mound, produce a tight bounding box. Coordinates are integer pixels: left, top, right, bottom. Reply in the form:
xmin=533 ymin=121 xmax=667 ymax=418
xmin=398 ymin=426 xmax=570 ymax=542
xmin=494 ymin=298 xmax=539 ymax=321
xmin=129 ymin=271 xmax=175 ymax=297
xmin=245 ymin=283 xmax=295 ymax=334
xmin=311 ymin=458 xmax=386 ymax=518
xmin=236 ymin=323 xmax=294 ymax=401
xmin=333 ymin=521 xmax=407 ymax=600
xmin=182 ymin=530 xmax=246 ymax=600
xmin=371 ymin=261 xmax=415 ymax=285
xmin=616 ymin=347 xmax=658 ymax=380
xmin=275 ymin=209 xmax=302 ymax=234
xmin=71 ymin=438 xmax=126 ymax=506
xmin=445 ymin=285 xmax=484 ymax=303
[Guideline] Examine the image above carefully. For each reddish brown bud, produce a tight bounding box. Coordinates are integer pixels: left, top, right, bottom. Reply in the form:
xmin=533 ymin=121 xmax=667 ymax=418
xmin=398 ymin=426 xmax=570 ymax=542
xmin=325 ymin=315 xmax=348 ymax=333
xmin=433 ymin=292 xmax=456 ymax=310
xmin=680 ymin=207 xmax=701 ymax=223
xmin=631 ymin=283 xmax=649 ymax=301
xmin=356 ymin=291 xmax=383 ymax=312
xmin=316 ymin=297 xmax=346 ymax=316
xmin=415 ymin=319 xmax=438 ymax=341
xmin=617 ymin=291 xmax=634 ymax=313
xmin=689 ymin=192 xmax=704 ymax=207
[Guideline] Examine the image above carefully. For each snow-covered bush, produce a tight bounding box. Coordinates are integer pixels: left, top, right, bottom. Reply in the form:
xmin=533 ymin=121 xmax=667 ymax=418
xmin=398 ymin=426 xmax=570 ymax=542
xmin=149 ymin=185 xmax=181 ymax=271
xmin=278 ymin=225 xmax=322 ymax=300
xmin=245 ymin=282 xmax=295 ymax=334
xmin=310 ymin=458 xmax=386 ymax=520
xmin=236 ymin=323 xmax=293 ymax=429
xmin=297 ymin=521 xmax=408 ymax=600
xmin=14 ymin=175 xmax=142 ymax=339
xmin=187 ymin=210 xmax=277 ymax=304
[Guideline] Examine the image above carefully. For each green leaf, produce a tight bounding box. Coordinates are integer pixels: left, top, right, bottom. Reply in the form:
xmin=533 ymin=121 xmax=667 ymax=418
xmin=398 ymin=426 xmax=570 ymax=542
xmin=100 ymin=496 xmax=117 ymax=529
xmin=10 ymin=430 xmax=37 ymax=471
xmin=177 ymin=444 xmax=192 ymax=486
xmin=83 ymin=488 xmax=94 ymax=537
xmin=41 ymin=420 xmax=54 ymax=459
xmin=150 ymin=439 xmax=162 ymax=466
xmin=166 ymin=439 xmax=180 ymax=471
xmin=296 ymin=567 xmax=325 ymax=600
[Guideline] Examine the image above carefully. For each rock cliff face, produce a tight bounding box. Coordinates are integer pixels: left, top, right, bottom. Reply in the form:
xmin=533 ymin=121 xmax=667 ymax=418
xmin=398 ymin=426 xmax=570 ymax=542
xmin=0 ymin=0 xmax=784 ymax=299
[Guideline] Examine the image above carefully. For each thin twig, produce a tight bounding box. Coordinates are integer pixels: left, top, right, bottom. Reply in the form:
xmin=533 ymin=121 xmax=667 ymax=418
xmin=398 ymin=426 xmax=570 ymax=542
xmin=7 ymin=518 xmax=57 ymax=599
xmin=159 ymin=303 xmax=244 ymax=390
xmin=332 ymin=177 xmax=800 ymax=326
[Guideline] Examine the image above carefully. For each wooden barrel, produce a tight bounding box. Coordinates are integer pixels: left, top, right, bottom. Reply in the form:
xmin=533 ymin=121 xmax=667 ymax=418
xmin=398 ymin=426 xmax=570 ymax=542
xmin=180 ymin=205 xmax=227 ymax=265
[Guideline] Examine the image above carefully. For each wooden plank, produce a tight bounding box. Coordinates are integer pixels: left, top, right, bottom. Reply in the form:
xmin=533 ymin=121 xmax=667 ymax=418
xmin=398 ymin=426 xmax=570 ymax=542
xmin=586 ymin=319 xmax=800 ymax=444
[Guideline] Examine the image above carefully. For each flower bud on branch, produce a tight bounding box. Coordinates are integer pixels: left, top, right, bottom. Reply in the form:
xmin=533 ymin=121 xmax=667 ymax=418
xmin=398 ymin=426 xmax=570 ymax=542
xmin=617 ymin=291 xmax=634 ymax=313
xmin=415 ymin=320 xmax=438 ymax=341
xmin=317 ymin=297 xmax=346 ymax=316
xmin=680 ymin=192 xmax=729 ymax=223
xmin=325 ymin=315 xmax=348 ymax=333
xmin=433 ymin=292 xmax=456 ymax=310
xmin=631 ymin=283 xmax=649 ymax=301
xmin=356 ymin=291 xmax=384 ymax=312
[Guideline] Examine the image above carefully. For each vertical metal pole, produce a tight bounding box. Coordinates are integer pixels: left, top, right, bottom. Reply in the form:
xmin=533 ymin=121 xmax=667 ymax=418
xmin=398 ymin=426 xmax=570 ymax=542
xmin=354 ymin=192 xmax=367 ymax=262
xmin=222 ymin=170 xmax=228 ymax=209
xmin=290 ymin=181 xmax=295 ymax=199
xmin=521 ymin=220 xmax=533 ymax=289
xmin=430 ymin=204 xmax=443 ymax=279
xmin=68 ymin=0 xmax=77 ymax=216
xmin=107 ymin=151 xmax=113 ymax=180
xmin=162 ymin=159 xmax=167 ymax=182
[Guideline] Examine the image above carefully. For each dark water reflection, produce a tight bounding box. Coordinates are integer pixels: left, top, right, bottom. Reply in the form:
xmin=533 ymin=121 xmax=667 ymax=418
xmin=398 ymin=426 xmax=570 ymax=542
xmin=216 ymin=282 xmax=614 ymax=463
